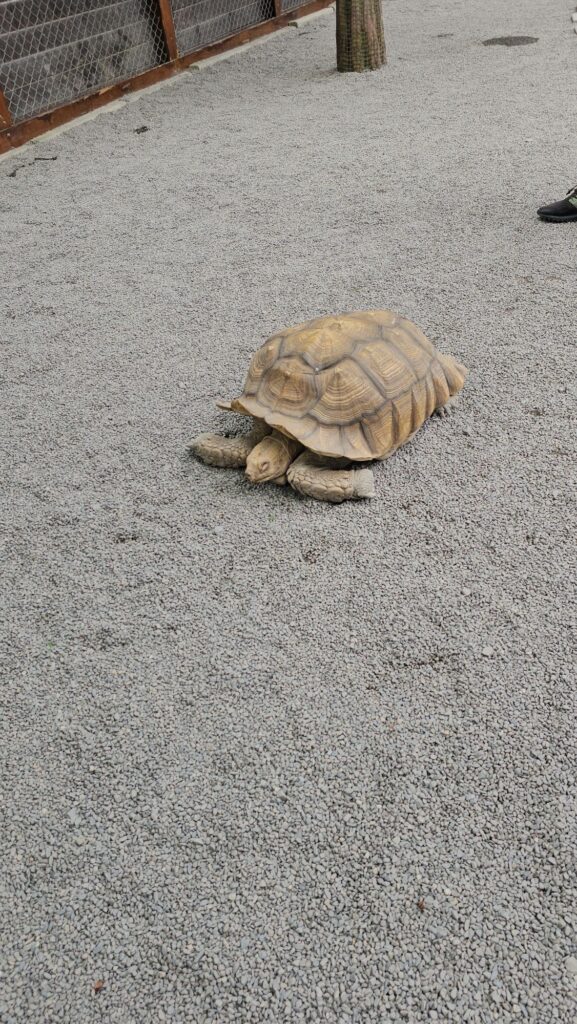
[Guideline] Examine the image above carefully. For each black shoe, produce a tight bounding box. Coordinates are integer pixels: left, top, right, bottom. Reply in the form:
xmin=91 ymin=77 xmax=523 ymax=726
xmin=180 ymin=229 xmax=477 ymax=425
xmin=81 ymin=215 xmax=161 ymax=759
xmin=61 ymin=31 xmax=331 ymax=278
xmin=537 ymin=186 xmax=577 ymax=222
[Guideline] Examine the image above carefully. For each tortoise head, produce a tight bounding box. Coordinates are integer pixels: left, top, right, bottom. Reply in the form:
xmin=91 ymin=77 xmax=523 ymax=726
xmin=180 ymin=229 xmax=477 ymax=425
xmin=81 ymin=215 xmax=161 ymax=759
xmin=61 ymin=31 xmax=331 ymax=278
xmin=245 ymin=431 xmax=301 ymax=484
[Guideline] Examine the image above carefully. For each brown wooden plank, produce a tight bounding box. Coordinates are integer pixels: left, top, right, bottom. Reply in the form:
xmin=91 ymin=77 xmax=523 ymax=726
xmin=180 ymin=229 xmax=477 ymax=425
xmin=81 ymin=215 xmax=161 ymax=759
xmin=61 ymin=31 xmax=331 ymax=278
xmin=0 ymin=90 xmax=11 ymax=129
xmin=157 ymin=0 xmax=179 ymax=61
xmin=273 ymin=1 xmax=283 ymax=16
xmin=0 ymin=0 xmax=332 ymax=154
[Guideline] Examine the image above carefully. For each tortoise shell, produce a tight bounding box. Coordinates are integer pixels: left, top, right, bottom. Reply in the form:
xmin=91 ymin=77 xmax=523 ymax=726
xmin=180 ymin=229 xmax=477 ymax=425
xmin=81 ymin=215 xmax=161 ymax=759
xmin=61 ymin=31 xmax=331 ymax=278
xmin=231 ymin=310 xmax=468 ymax=462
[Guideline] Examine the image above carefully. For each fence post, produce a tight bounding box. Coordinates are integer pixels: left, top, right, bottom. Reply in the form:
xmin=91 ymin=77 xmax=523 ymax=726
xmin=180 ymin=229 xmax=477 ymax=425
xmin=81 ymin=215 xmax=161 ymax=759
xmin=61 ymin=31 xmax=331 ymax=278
xmin=0 ymin=89 xmax=11 ymax=129
xmin=157 ymin=0 xmax=179 ymax=61
xmin=273 ymin=1 xmax=282 ymax=14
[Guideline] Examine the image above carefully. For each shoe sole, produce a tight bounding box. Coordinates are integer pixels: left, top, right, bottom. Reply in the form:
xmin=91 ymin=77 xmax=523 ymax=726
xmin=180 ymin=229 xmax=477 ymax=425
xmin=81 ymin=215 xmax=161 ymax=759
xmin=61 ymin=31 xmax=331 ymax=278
xmin=538 ymin=212 xmax=577 ymax=222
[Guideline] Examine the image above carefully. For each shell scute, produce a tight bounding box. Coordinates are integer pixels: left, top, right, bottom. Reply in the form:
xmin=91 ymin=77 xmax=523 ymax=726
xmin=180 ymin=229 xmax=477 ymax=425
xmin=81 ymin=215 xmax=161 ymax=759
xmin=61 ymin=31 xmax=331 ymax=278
xmin=257 ymin=355 xmax=318 ymax=413
xmin=244 ymin=336 xmax=282 ymax=394
xmin=411 ymin=380 xmax=429 ymax=430
xmin=340 ymin=421 xmax=375 ymax=461
xmin=361 ymin=402 xmax=394 ymax=458
xmin=389 ymin=327 xmax=433 ymax=378
xmin=356 ymin=339 xmax=416 ymax=399
xmin=392 ymin=388 xmax=415 ymax=447
xmin=282 ymin=323 xmax=356 ymax=369
xmin=424 ymin=375 xmax=437 ymax=419
xmin=431 ymin=360 xmax=451 ymax=408
xmin=313 ymin=359 xmax=383 ymax=426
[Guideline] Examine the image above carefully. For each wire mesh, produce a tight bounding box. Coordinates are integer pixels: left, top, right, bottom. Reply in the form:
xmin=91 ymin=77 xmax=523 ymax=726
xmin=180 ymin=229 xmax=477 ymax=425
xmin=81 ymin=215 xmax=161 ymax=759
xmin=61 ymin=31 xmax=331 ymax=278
xmin=171 ymin=0 xmax=275 ymax=56
xmin=335 ymin=0 xmax=386 ymax=73
xmin=0 ymin=0 xmax=168 ymax=124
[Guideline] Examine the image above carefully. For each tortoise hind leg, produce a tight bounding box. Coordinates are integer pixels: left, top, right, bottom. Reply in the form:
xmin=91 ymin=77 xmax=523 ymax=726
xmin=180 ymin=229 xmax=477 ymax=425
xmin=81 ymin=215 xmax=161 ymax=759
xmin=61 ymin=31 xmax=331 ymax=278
xmin=188 ymin=420 xmax=270 ymax=468
xmin=434 ymin=396 xmax=458 ymax=419
xmin=287 ymin=452 xmax=375 ymax=504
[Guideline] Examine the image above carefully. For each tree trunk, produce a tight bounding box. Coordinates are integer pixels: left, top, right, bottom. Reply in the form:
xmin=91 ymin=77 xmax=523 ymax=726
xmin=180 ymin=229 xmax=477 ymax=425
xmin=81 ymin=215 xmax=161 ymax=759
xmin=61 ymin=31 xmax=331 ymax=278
xmin=336 ymin=0 xmax=386 ymax=73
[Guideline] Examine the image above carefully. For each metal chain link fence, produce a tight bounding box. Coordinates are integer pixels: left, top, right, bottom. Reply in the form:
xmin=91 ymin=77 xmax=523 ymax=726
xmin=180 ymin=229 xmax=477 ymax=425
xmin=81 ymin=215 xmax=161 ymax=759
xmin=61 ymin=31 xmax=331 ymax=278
xmin=0 ymin=1 xmax=168 ymax=124
xmin=171 ymin=0 xmax=275 ymax=55
xmin=0 ymin=0 xmax=330 ymax=136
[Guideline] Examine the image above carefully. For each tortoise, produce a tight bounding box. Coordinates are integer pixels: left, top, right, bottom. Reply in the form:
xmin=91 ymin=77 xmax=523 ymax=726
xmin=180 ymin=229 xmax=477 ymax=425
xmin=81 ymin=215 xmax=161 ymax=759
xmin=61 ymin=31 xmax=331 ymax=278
xmin=189 ymin=310 xmax=468 ymax=503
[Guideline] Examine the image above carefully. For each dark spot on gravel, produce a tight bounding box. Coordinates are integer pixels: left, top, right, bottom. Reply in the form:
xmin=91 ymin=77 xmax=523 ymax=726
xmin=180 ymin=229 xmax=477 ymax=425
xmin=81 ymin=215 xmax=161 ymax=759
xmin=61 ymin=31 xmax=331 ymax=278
xmin=401 ymin=652 xmax=458 ymax=669
xmin=482 ymin=36 xmax=538 ymax=46
xmin=48 ymin=513 xmax=80 ymax=527
xmin=86 ymin=628 xmax=129 ymax=651
xmin=114 ymin=530 xmax=140 ymax=543
xmin=400 ymin=498 xmax=422 ymax=513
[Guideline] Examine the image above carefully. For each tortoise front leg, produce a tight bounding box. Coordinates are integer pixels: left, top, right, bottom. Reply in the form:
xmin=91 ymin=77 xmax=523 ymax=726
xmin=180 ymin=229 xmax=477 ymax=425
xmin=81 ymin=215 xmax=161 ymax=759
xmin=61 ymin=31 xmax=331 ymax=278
xmin=287 ymin=452 xmax=375 ymax=503
xmin=188 ymin=420 xmax=271 ymax=468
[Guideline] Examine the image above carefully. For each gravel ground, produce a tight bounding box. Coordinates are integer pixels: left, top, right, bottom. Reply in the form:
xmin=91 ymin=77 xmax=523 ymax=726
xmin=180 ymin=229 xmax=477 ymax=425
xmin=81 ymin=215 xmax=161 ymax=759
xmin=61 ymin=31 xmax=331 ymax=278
xmin=1 ymin=1 xmax=577 ymax=1021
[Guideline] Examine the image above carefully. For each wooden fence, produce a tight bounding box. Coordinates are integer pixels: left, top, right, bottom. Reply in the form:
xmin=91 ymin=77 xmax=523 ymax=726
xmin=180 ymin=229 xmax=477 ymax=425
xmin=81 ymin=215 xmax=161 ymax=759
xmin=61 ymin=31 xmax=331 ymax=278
xmin=0 ymin=0 xmax=332 ymax=153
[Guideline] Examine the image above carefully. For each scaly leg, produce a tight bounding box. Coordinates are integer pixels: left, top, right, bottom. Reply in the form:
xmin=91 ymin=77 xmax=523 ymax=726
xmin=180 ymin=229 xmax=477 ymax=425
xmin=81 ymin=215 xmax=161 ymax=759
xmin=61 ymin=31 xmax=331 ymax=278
xmin=188 ymin=420 xmax=270 ymax=468
xmin=287 ymin=451 xmax=375 ymax=504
